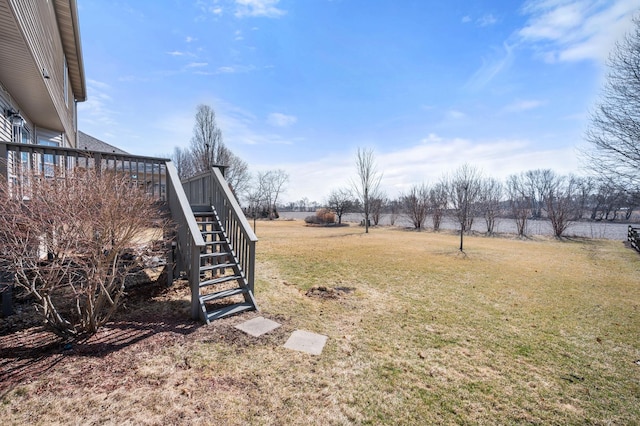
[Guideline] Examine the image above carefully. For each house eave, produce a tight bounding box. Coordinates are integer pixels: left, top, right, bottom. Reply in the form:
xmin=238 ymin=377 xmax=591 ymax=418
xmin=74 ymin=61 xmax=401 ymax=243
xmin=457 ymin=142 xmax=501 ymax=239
xmin=53 ymin=0 xmax=86 ymax=102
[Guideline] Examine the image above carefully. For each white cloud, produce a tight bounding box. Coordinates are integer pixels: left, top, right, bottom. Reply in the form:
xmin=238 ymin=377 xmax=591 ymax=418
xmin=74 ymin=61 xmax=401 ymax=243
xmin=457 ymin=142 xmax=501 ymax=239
xmin=185 ymin=36 xmax=197 ymax=43
xmin=462 ymin=15 xmax=472 ymax=23
xmin=503 ymin=99 xmax=545 ymax=112
xmin=213 ymin=64 xmax=258 ymax=74
xmin=465 ymin=42 xmax=514 ymax=90
xmin=234 ymin=0 xmax=285 ymax=18
xmin=166 ymin=51 xmax=185 ymax=56
xmin=518 ymin=0 xmax=638 ymax=63
xmin=478 ymin=13 xmax=498 ymax=26
xmin=78 ymin=79 xmax=118 ymax=127
xmin=267 ymin=112 xmax=297 ymax=127
xmin=217 ymin=66 xmax=236 ymax=74
xmin=256 ymin=133 xmax=581 ymax=203
xmin=447 ymin=109 xmax=466 ymax=119
xmin=186 ymin=62 xmax=208 ymax=68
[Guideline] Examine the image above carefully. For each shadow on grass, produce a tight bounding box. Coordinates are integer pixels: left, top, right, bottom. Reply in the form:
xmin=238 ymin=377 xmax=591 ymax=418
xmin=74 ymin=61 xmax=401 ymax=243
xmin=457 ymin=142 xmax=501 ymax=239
xmin=0 ymin=280 xmax=199 ymax=398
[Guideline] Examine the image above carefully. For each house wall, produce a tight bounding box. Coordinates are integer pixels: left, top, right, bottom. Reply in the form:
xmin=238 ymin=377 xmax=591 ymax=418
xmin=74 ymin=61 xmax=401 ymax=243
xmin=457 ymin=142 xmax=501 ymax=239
xmin=8 ymin=0 xmax=76 ymax=147
xmin=0 ymin=88 xmax=32 ymax=143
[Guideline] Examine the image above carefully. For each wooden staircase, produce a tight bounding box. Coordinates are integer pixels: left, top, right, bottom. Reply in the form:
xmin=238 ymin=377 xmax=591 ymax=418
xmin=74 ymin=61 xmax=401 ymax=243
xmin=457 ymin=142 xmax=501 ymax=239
xmin=194 ymin=206 xmax=258 ymax=323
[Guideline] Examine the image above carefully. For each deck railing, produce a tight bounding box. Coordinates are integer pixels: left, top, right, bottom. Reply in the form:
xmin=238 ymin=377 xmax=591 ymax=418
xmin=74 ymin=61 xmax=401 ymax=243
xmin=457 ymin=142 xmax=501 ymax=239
xmin=182 ymin=168 xmax=258 ymax=294
xmin=165 ymin=162 xmax=206 ymax=319
xmin=0 ymin=141 xmax=168 ymax=200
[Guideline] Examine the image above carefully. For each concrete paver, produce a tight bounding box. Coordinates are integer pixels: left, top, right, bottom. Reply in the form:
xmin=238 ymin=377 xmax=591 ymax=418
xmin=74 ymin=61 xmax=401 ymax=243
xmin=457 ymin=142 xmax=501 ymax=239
xmin=283 ymin=330 xmax=328 ymax=355
xmin=235 ymin=316 xmax=281 ymax=337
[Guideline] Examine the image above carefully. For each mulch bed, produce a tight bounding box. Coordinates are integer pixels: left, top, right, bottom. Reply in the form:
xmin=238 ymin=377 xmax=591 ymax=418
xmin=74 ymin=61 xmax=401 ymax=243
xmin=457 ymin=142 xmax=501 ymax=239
xmin=0 ymin=279 xmax=291 ymax=397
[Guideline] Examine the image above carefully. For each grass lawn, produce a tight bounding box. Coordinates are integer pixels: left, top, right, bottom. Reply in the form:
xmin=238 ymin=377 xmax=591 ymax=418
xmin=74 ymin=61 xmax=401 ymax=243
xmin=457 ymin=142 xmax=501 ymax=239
xmin=1 ymin=220 xmax=639 ymax=424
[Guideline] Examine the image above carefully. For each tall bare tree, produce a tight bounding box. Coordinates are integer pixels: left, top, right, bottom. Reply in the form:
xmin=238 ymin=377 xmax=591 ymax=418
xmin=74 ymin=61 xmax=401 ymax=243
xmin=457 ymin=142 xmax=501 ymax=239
xmin=190 ymin=104 xmax=225 ymax=174
xmin=448 ymin=164 xmax=482 ymax=252
xmin=172 ymin=104 xmax=251 ymax=200
xmin=352 ymin=147 xmax=383 ymax=233
xmin=584 ymin=16 xmax=640 ymax=194
xmin=172 ymin=146 xmax=194 ymax=180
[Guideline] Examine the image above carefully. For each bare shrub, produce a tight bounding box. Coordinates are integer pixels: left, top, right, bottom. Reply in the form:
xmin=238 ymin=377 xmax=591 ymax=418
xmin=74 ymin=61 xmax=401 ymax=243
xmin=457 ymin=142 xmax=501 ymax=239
xmin=0 ymin=169 xmax=170 ymax=338
xmin=305 ymin=208 xmax=336 ymax=225
xmin=402 ymin=183 xmax=429 ymax=230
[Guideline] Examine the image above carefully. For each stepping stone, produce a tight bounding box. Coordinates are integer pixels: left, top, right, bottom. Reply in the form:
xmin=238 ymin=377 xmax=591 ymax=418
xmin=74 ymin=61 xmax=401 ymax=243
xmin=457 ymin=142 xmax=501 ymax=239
xmin=235 ymin=316 xmax=281 ymax=337
xmin=284 ymin=330 xmax=328 ymax=355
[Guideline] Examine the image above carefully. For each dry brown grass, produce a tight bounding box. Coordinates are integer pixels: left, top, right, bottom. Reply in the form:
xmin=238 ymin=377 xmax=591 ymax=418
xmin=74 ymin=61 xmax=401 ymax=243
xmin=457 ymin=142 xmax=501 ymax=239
xmin=1 ymin=220 xmax=639 ymax=425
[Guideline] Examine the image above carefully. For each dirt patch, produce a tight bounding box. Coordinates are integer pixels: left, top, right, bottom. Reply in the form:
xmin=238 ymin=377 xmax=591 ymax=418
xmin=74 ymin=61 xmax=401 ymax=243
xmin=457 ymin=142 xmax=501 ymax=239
xmin=0 ymin=277 xmax=287 ymax=397
xmin=305 ymin=285 xmax=356 ymax=299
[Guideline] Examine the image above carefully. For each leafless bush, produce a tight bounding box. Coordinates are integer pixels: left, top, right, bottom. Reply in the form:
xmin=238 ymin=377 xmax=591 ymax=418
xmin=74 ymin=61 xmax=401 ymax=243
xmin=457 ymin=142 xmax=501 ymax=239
xmin=305 ymin=208 xmax=336 ymax=225
xmin=402 ymin=183 xmax=429 ymax=230
xmin=0 ymin=169 xmax=171 ymax=338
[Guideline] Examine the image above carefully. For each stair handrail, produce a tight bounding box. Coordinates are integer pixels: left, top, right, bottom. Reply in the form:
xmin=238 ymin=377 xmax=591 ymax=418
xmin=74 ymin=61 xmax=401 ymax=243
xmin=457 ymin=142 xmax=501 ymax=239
xmin=209 ymin=167 xmax=258 ymax=294
xmin=165 ymin=161 xmax=206 ymax=319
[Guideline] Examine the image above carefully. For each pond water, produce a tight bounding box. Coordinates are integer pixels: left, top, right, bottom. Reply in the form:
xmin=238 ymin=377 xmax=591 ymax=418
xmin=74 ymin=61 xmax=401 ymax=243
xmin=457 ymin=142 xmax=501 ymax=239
xmin=278 ymin=212 xmax=633 ymax=241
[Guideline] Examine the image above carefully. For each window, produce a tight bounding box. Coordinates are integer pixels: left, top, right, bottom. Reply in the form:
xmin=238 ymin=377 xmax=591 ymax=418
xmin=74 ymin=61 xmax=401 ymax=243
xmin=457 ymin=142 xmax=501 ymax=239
xmin=19 ymin=126 xmax=31 ymax=167
xmin=39 ymin=139 xmax=59 ymax=177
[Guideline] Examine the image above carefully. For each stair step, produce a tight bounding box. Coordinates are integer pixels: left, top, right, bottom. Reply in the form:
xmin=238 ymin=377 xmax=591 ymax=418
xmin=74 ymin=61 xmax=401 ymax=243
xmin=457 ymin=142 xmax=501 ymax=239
xmin=205 ymin=241 xmax=226 ymax=246
xmin=200 ymin=263 xmax=235 ymax=272
xmin=200 ymin=287 xmax=246 ymax=303
xmin=193 ymin=211 xmax=214 ymax=216
xmin=205 ymin=302 xmax=255 ymax=322
xmin=201 ymin=230 xmax=223 ymax=235
xmin=200 ymin=275 xmax=242 ymax=287
xmin=200 ymin=252 xmax=231 ymax=259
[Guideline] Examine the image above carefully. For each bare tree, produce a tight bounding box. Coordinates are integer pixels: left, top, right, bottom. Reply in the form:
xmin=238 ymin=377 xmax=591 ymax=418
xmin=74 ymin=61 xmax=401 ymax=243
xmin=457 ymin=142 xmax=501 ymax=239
xmin=388 ymin=198 xmax=401 ymax=226
xmin=182 ymin=104 xmax=251 ymax=199
xmin=402 ymin=183 xmax=430 ymax=230
xmin=171 ymin=146 xmax=194 ymax=180
xmin=370 ymin=193 xmax=387 ymax=226
xmin=429 ymin=181 xmax=448 ymax=231
xmin=224 ymin=151 xmax=251 ymax=199
xmin=479 ymin=177 xmax=502 ymax=234
xmin=524 ymin=169 xmax=556 ymax=219
xmin=448 ymin=164 xmax=482 ymax=252
xmin=352 ymin=147 xmax=383 ymax=233
xmin=590 ymin=180 xmax=626 ymax=221
xmin=584 ymin=16 xmax=640 ymax=193
xmin=506 ymin=174 xmax=530 ymax=237
xmin=245 ymin=184 xmax=265 ymax=230
xmin=327 ymin=188 xmax=356 ymax=225
xmin=257 ymin=169 xmax=289 ymax=219
xmin=573 ymin=176 xmax=595 ymax=220
xmin=0 ymin=169 xmax=169 ymax=337
xmin=190 ymin=104 xmax=226 ymax=174
xmin=544 ymin=174 xmax=580 ymax=237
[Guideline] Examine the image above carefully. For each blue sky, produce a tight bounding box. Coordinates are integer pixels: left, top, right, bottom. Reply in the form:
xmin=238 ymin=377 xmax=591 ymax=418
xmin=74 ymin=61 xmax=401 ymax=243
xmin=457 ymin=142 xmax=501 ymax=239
xmin=77 ymin=0 xmax=639 ymax=203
